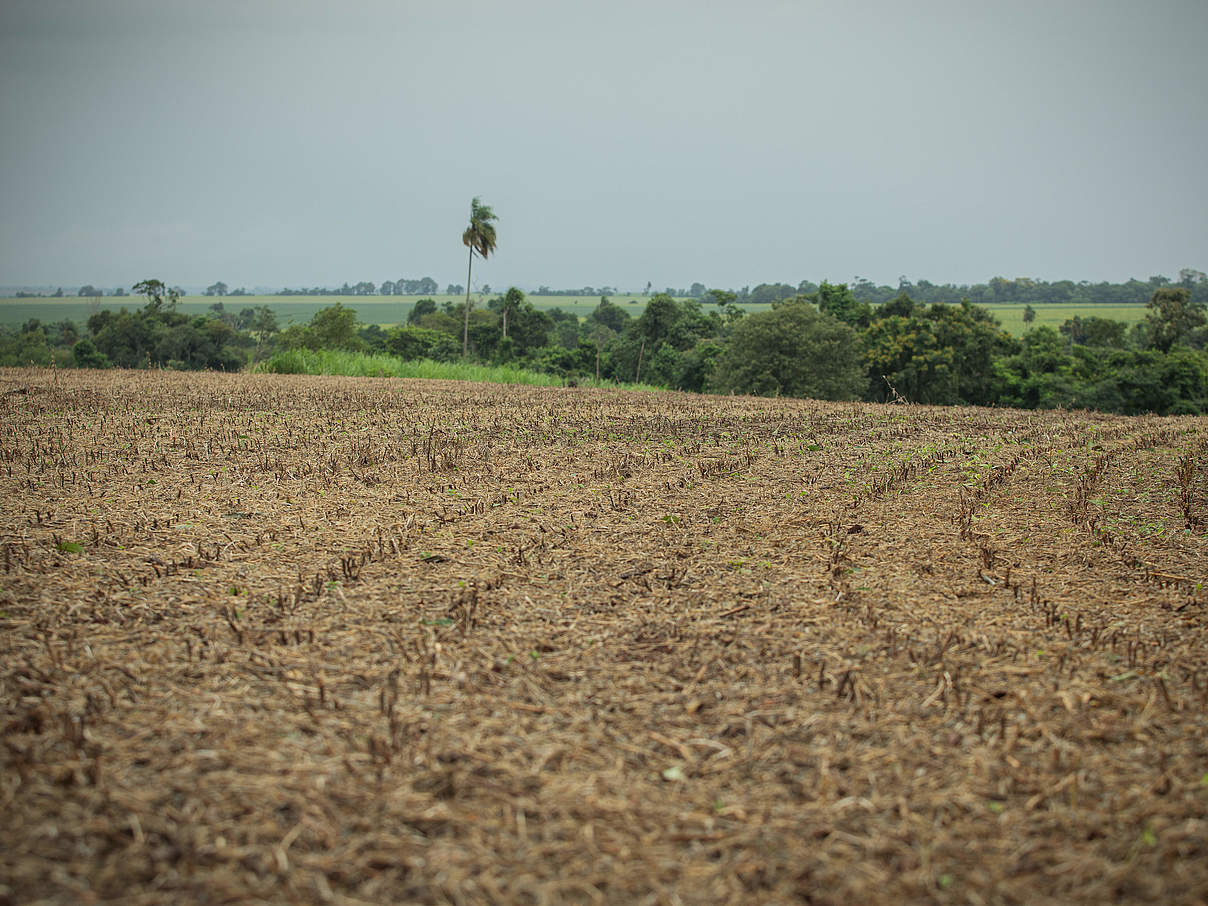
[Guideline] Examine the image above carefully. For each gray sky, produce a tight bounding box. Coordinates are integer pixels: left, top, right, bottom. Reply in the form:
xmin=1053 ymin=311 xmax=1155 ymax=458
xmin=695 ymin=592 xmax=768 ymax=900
xmin=2 ymin=0 xmax=1205 ymax=293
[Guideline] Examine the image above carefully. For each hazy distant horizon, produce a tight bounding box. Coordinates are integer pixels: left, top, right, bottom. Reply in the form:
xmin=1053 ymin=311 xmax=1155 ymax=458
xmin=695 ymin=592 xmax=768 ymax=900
xmin=3 ymin=266 xmax=1205 ymax=300
xmin=2 ymin=1 xmax=1205 ymax=291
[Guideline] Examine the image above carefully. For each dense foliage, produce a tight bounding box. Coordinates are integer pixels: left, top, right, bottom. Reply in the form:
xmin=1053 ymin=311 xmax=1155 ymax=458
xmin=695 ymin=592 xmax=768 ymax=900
xmin=3 ymin=279 xmax=1206 ymax=415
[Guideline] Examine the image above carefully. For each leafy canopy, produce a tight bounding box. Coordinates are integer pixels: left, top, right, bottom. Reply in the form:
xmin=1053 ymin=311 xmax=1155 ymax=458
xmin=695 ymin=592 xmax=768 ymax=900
xmin=462 ymin=197 xmax=498 ymax=261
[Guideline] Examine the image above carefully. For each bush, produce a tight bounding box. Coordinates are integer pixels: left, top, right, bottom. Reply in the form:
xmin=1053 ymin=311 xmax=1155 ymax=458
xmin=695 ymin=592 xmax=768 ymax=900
xmin=71 ymin=338 xmax=110 ymax=369
xmin=386 ymin=326 xmax=460 ymax=362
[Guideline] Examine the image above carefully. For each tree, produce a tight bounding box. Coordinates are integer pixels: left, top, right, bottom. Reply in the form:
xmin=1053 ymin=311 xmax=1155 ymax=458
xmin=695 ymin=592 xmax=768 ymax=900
xmin=408 ymin=298 xmax=438 ymax=325
xmin=748 ymin=283 xmax=797 ymax=305
xmin=1060 ymin=315 xmax=1126 ymax=348
xmin=710 ymin=300 xmax=864 ymax=400
xmin=78 ymin=285 xmax=101 ymax=298
xmin=1023 ymin=304 xmax=1036 ymax=324
xmin=309 ymin=303 xmax=362 ymax=350
xmin=205 ymin=282 xmax=228 ymax=297
xmin=71 ymin=338 xmax=110 ymax=369
xmin=387 ymin=325 xmax=460 ymax=362
xmin=863 ymin=299 xmax=1015 ymax=405
xmin=877 ymin=292 xmax=916 ymax=319
xmin=863 ymin=317 xmax=957 ymax=404
xmin=1146 ymin=287 xmax=1206 ymax=352
xmin=133 ymin=279 xmax=180 ymax=312
xmin=496 ymin=287 xmax=524 ymax=339
xmin=499 ymin=295 xmax=552 ymax=355
xmin=635 ymin=294 xmax=680 ymax=346
xmin=462 ymin=197 xmax=498 ymax=357
xmin=812 ymin=281 xmax=870 ymax=327
xmin=588 ymin=297 xmax=630 ymax=333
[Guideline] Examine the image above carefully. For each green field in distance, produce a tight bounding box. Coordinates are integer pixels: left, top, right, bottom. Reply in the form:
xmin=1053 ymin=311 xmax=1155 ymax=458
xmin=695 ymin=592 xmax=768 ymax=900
xmin=0 ymin=295 xmax=1149 ymax=337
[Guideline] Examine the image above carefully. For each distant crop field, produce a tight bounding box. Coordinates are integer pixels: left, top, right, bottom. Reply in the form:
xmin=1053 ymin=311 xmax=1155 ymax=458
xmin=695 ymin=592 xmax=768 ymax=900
xmin=1 ymin=295 xmax=1148 ymax=335
xmin=2 ymin=368 xmax=1205 ymax=904
xmin=989 ymin=302 xmax=1148 ymax=336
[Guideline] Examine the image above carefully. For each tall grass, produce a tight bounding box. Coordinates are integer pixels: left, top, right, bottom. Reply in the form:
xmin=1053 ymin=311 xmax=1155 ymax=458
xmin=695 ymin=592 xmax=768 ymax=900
xmin=253 ymin=347 xmax=661 ymax=391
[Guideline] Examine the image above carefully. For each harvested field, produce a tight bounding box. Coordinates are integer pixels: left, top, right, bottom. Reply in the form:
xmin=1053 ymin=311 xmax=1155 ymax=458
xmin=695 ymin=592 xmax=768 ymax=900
xmin=2 ymin=367 xmax=1207 ymax=905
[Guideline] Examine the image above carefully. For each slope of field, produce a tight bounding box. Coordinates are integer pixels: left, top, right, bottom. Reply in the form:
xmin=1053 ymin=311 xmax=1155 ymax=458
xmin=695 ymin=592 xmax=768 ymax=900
xmin=1 ymin=368 xmax=1206 ymax=905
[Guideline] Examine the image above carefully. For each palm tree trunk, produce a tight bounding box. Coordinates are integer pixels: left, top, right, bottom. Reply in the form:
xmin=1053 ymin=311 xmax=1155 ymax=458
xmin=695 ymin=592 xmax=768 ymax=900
xmin=463 ymin=248 xmax=473 ymax=357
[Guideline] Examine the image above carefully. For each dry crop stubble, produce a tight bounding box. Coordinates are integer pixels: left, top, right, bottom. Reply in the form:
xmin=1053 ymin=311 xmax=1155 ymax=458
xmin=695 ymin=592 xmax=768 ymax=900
xmin=1 ymin=366 xmax=1206 ymax=905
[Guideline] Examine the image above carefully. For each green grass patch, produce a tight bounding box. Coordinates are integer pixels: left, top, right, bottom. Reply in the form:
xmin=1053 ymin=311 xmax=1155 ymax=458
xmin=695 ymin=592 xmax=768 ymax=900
xmin=253 ymin=347 xmax=660 ymax=391
xmin=987 ymin=302 xmax=1148 ymax=336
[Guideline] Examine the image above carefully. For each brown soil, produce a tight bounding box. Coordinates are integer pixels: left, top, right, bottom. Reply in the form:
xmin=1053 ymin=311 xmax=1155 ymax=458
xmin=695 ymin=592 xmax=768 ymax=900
xmin=2 ymin=367 xmax=1206 ymax=905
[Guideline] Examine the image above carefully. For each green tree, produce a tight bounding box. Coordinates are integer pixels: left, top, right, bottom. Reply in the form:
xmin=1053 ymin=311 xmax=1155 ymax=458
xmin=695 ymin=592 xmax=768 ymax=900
xmin=748 ymin=283 xmax=797 ymax=305
xmin=863 ymin=316 xmax=958 ymax=404
xmin=863 ymin=300 xmax=1015 ymax=405
xmin=1060 ymin=315 xmax=1126 ymax=348
xmin=407 ymin=298 xmax=438 ymax=325
xmin=387 ymin=325 xmax=460 ymax=362
xmin=252 ymin=306 xmax=278 ymax=336
xmin=88 ymin=310 xmax=154 ymax=368
xmin=811 ymin=282 xmax=871 ymax=327
xmin=133 ymin=279 xmax=180 ymax=313
xmin=706 ymin=288 xmax=737 ymax=307
xmin=1146 ymin=287 xmax=1206 ymax=353
xmin=710 ymin=300 xmax=864 ymax=400
xmin=876 ymin=292 xmax=917 ymax=319
xmin=1023 ymin=304 xmax=1036 ymax=324
xmin=588 ymin=297 xmax=630 ymax=333
xmin=992 ymin=327 xmax=1080 ymax=410
xmin=499 ymin=295 xmax=552 ymax=355
xmin=601 ymin=296 xmax=721 ymax=387
xmin=496 ymin=286 xmax=524 ymax=339
xmin=71 ymin=338 xmax=110 ymax=368
xmin=635 ymin=294 xmax=680 ymax=346
xmin=309 ymin=303 xmax=362 ymax=350
xmin=462 ymin=197 xmax=498 ymax=356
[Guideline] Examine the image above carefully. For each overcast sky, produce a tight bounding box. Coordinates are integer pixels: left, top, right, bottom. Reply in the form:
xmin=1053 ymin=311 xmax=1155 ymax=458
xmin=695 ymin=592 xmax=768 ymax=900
xmin=1 ymin=0 xmax=1205 ymax=293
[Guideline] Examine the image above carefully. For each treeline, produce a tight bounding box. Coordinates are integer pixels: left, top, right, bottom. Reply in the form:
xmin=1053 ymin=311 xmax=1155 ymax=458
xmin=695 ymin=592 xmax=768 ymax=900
xmin=3 ymin=279 xmax=1206 ymax=415
xmin=10 ymin=268 xmax=1206 ymax=305
xmin=530 ymin=269 xmax=1208 ymax=308
xmin=274 ymin=277 xmax=448 ymax=297
xmin=0 ymin=281 xmax=276 ymax=371
xmin=726 ymin=270 xmax=1208 ymax=307
xmin=14 ymin=285 xmax=130 ymax=298
xmin=850 ymin=269 xmax=1208 ymax=307
xmin=266 ymin=283 xmax=1208 ymax=413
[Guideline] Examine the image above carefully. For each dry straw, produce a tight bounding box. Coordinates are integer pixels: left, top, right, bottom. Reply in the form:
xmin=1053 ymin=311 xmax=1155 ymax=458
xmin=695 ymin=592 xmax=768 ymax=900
xmin=2 ymin=367 xmax=1206 ymax=904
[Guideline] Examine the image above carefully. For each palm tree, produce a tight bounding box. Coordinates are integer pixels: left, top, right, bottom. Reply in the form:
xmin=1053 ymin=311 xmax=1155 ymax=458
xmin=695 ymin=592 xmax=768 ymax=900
xmin=461 ymin=197 xmax=498 ymax=357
